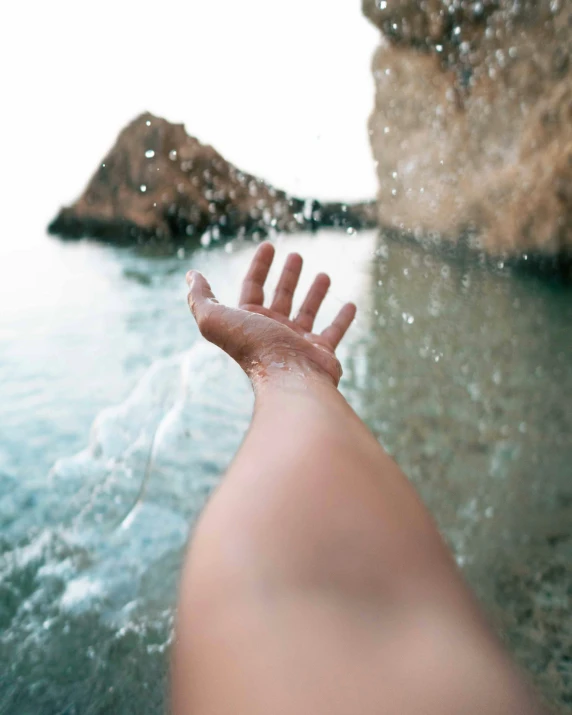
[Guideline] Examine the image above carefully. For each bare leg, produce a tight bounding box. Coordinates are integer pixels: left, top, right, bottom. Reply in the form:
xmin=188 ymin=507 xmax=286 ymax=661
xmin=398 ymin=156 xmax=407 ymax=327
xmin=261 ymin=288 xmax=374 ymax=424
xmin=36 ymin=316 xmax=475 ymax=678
xmin=172 ymin=243 xmax=545 ymax=715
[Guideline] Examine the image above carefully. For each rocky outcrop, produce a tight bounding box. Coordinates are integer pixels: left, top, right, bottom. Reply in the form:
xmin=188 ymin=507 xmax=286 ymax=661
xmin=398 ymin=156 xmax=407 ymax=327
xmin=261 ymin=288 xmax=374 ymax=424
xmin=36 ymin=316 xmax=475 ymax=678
xmin=49 ymin=113 xmax=376 ymax=246
xmin=363 ymin=0 xmax=572 ymax=267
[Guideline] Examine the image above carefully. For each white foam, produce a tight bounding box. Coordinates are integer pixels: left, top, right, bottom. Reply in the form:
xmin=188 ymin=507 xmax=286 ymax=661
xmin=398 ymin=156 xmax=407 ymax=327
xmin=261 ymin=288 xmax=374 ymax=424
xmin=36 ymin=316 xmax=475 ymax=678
xmin=61 ymin=576 xmax=104 ymax=611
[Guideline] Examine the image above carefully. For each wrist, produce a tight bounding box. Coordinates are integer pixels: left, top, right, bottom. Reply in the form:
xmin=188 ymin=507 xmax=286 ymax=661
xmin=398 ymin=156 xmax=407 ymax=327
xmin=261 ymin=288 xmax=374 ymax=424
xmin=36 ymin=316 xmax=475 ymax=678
xmin=250 ymin=360 xmax=339 ymax=401
xmin=249 ymin=363 xmax=356 ymax=441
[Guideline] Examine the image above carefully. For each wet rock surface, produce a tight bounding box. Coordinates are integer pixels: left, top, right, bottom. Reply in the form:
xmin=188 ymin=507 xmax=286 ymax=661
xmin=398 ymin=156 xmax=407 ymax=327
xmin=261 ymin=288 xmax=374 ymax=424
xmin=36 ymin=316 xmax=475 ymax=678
xmin=363 ymin=0 xmax=572 ymax=269
xmin=48 ymin=113 xmax=376 ymax=247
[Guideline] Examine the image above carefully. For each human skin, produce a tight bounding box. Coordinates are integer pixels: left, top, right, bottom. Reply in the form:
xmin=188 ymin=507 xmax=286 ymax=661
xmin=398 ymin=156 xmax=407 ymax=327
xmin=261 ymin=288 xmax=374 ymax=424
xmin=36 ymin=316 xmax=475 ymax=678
xmin=171 ymin=242 xmax=545 ymax=715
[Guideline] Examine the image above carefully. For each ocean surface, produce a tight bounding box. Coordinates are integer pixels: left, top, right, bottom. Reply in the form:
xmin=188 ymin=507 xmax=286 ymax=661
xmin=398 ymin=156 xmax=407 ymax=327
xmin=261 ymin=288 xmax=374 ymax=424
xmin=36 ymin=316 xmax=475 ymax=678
xmin=1 ymin=229 xmax=571 ymax=712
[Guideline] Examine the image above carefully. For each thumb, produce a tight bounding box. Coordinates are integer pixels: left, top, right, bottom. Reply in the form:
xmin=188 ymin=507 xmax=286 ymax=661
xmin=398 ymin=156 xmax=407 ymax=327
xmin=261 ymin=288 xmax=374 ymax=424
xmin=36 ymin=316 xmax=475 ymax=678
xmin=186 ymin=270 xmax=223 ymax=341
xmin=186 ymin=269 xmax=217 ymax=307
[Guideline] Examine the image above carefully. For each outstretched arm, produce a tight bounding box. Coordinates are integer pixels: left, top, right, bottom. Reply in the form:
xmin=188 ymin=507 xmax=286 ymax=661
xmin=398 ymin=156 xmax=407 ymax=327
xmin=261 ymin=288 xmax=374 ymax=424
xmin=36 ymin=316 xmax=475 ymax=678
xmin=172 ymin=243 xmax=545 ymax=715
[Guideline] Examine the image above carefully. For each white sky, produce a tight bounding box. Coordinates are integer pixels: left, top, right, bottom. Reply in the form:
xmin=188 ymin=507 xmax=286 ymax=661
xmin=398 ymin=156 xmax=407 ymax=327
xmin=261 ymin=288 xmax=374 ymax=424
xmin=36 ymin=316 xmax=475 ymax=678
xmin=2 ymin=0 xmax=379 ymax=236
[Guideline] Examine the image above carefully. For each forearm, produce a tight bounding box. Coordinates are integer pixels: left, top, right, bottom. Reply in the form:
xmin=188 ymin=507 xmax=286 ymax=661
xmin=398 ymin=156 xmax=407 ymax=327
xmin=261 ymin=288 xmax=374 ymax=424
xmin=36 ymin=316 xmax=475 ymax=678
xmin=196 ymin=372 xmax=482 ymax=617
xmin=175 ymin=374 xmax=543 ymax=715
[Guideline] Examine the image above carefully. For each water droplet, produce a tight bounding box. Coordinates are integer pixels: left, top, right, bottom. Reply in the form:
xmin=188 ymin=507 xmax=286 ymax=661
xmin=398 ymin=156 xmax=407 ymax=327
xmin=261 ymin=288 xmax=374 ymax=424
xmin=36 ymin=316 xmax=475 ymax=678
xmin=378 ymin=0 xmax=387 ymax=8
xmin=383 ymin=126 xmax=390 ymax=134
xmin=169 ymin=150 xmax=178 ymax=161
xmin=145 ymin=149 xmax=155 ymax=158
xmin=303 ymin=199 xmax=314 ymax=221
xmin=402 ymin=312 xmax=414 ymax=324
xmin=468 ymin=383 xmax=480 ymax=401
xmin=388 ymin=295 xmax=399 ymax=310
xmin=484 ymin=507 xmax=494 ymax=519
xmin=177 ymin=247 xmax=185 ymax=259
xmin=140 ymin=184 xmax=147 ymax=193
xmin=145 ymin=120 xmax=151 ymax=126
xmin=435 ymin=44 xmax=443 ymax=53
xmin=200 ymin=232 xmax=211 ymax=247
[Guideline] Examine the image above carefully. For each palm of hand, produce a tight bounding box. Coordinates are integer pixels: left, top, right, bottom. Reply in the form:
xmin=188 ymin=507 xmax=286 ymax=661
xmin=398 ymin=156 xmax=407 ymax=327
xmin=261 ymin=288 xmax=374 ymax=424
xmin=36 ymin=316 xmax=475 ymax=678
xmin=187 ymin=243 xmax=356 ymax=386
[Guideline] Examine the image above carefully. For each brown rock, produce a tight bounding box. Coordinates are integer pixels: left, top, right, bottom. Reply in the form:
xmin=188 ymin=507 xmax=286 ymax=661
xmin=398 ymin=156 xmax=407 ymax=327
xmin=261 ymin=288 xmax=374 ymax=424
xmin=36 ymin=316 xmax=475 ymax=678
xmin=364 ymin=0 xmax=572 ymax=270
xmin=49 ymin=113 xmax=376 ymax=246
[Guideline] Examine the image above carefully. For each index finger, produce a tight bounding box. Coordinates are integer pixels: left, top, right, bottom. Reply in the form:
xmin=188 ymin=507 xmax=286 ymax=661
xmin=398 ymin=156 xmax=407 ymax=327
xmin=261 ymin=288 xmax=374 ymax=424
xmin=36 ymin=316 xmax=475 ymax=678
xmin=239 ymin=242 xmax=276 ymax=307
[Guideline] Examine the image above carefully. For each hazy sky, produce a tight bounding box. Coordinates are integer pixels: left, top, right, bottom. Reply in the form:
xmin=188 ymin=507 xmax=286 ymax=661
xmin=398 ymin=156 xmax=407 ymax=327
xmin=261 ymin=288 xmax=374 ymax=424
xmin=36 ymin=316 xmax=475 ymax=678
xmin=3 ymin=0 xmax=379 ymax=235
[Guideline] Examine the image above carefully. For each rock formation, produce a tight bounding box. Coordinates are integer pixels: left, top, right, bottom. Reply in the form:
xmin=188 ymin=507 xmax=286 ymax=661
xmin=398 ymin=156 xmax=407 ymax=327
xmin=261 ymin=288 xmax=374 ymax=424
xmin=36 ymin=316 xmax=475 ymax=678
xmin=363 ymin=0 xmax=572 ymax=268
xmin=49 ymin=113 xmax=376 ymax=246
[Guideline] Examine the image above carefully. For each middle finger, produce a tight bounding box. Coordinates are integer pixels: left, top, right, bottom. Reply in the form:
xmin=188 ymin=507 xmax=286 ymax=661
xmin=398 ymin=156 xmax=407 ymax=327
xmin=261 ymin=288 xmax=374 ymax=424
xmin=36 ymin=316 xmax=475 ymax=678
xmin=269 ymin=253 xmax=303 ymax=316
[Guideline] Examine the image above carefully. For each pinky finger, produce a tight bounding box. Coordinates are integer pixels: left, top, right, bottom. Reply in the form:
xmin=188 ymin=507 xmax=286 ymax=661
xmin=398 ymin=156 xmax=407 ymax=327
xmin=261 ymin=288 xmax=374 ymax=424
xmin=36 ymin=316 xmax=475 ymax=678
xmin=321 ymin=303 xmax=357 ymax=349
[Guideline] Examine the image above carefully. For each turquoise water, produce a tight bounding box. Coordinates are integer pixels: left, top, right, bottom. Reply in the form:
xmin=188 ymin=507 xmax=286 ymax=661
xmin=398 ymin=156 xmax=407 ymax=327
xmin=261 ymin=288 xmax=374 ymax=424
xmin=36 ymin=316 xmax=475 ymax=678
xmin=1 ymin=230 xmax=571 ymax=711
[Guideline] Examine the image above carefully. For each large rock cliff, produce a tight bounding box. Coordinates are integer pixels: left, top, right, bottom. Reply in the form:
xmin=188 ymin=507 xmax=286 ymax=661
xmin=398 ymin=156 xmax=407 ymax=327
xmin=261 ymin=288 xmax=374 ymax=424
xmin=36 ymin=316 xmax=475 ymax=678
xmin=363 ymin=0 xmax=572 ymax=266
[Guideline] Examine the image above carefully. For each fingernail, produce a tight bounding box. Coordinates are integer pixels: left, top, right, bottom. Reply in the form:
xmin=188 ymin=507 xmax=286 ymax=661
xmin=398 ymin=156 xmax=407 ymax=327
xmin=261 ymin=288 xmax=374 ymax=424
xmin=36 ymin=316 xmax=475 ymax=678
xmin=186 ymin=270 xmax=195 ymax=285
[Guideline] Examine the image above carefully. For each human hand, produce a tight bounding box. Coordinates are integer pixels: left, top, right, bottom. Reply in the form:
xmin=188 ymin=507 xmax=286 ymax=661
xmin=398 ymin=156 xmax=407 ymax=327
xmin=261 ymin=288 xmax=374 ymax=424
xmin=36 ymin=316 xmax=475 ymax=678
xmin=186 ymin=242 xmax=356 ymax=388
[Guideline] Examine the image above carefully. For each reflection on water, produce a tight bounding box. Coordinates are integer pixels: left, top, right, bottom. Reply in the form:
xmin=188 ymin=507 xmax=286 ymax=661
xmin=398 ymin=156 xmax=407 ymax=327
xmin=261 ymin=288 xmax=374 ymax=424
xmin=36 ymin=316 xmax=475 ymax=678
xmin=354 ymin=236 xmax=572 ymax=709
xmin=0 ymin=231 xmax=571 ymax=711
